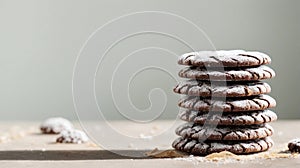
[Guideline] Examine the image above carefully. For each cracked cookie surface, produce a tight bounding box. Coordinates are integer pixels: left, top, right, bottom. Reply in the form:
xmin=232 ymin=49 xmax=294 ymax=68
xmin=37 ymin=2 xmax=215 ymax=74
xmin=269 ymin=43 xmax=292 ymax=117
xmin=178 ymin=65 xmax=275 ymax=81
xmin=178 ymin=50 xmax=271 ymax=67
xmin=175 ymin=123 xmax=273 ymax=141
xmin=40 ymin=117 xmax=73 ymax=134
xmin=174 ymin=80 xmax=271 ymax=97
xmin=172 ymin=137 xmax=274 ymax=155
xmin=178 ymin=94 xmax=276 ymax=112
xmin=56 ymin=129 xmax=89 ymax=144
xmin=179 ymin=109 xmax=277 ymax=125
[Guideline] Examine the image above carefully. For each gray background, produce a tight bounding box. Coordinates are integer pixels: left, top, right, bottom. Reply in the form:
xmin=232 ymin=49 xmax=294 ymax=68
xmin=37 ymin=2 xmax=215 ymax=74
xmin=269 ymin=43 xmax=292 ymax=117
xmin=0 ymin=0 xmax=299 ymax=120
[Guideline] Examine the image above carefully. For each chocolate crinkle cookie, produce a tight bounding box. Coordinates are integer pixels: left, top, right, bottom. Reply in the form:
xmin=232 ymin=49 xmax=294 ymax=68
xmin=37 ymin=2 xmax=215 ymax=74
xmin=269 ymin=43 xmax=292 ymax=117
xmin=288 ymin=139 xmax=300 ymax=153
xmin=56 ymin=129 xmax=89 ymax=144
xmin=40 ymin=117 xmax=73 ymax=134
xmin=172 ymin=50 xmax=277 ymax=155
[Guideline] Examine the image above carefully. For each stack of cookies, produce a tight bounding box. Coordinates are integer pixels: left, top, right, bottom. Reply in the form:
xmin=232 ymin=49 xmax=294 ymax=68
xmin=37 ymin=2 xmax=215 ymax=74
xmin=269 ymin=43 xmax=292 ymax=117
xmin=172 ymin=50 xmax=277 ymax=155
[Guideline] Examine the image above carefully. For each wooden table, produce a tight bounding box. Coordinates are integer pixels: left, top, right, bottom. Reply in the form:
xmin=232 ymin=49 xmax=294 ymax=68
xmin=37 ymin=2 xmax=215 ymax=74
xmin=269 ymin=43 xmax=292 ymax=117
xmin=0 ymin=120 xmax=299 ymax=167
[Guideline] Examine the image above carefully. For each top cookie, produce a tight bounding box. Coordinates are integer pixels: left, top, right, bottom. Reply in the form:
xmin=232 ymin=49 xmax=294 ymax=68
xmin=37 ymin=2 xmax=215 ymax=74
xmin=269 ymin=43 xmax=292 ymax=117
xmin=178 ymin=50 xmax=271 ymax=67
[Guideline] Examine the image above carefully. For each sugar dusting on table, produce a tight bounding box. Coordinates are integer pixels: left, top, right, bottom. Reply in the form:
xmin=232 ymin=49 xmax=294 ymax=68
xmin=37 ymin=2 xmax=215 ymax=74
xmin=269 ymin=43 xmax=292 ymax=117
xmin=0 ymin=125 xmax=31 ymax=143
xmin=146 ymin=148 xmax=299 ymax=164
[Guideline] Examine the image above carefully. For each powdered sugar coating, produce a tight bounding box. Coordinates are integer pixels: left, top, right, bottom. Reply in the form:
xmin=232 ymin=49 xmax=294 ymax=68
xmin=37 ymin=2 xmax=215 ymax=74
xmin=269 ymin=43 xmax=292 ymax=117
xmin=178 ymin=65 xmax=275 ymax=81
xmin=172 ymin=137 xmax=273 ymax=155
xmin=178 ymin=94 xmax=276 ymax=112
xmin=179 ymin=109 xmax=277 ymax=125
xmin=40 ymin=117 xmax=73 ymax=134
xmin=56 ymin=129 xmax=89 ymax=144
xmin=178 ymin=50 xmax=271 ymax=67
xmin=175 ymin=123 xmax=274 ymax=141
xmin=174 ymin=80 xmax=271 ymax=97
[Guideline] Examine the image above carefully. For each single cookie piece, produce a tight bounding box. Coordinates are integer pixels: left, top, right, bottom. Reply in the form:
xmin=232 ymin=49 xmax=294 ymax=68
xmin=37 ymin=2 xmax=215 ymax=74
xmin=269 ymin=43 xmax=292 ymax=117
xmin=178 ymin=50 xmax=271 ymax=67
xmin=172 ymin=137 xmax=273 ymax=155
xmin=174 ymin=80 xmax=271 ymax=97
xmin=178 ymin=94 xmax=276 ymax=112
xmin=178 ymin=65 xmax=275 ymax=81
xmin=175 ymin=123 xmax=273 ymax=141
xmin=288 ymin=139 xmax=300 ymax=153
xmin=179 ymin=109 xmax=277 ymax=125
xmin=40 ymin=117 xmax=73 ymax=134
xmin=56 ymin=129 xmax=89 ymax=144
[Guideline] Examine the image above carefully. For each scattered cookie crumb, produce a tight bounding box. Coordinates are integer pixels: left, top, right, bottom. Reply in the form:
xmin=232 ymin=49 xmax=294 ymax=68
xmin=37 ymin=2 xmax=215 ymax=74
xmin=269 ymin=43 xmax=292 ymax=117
xmin=56 ymin=129 xmax=89 ymax=144
xmin=86 ymin=142 xmax=99 ymax=148
xmin=0 ymin=126 xmax=27 ymax=143
xmin=149 ymin=125 xmax=160 ymax=135
xmin=205 ymin=151 xmax=241 ymax=161
xmin=139 ymin=133 xmax=153 ymax=140
xmin=40 ymin=117 xmax=73 ymax=134
xmin=128 ymin=143 xmax=134 ymax=148
xmin=261 ymin=152 xmax=295 ymax=159
xmin=145 ymin=148 xmax=187 ymax=158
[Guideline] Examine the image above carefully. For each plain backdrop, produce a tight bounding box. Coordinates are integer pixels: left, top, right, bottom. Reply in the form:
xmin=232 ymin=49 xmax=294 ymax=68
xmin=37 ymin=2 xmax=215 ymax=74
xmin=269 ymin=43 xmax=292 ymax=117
xmin=0 ymin=0 xmax=299 ymax=120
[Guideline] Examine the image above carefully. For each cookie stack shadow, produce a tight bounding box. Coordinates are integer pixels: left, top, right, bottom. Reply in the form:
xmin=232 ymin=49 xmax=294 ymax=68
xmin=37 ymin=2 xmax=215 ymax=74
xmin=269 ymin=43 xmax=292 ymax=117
xmin=172 ymin=50 xmax=277 ymax=155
